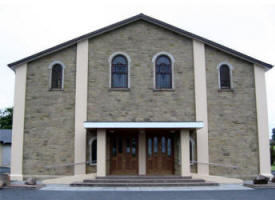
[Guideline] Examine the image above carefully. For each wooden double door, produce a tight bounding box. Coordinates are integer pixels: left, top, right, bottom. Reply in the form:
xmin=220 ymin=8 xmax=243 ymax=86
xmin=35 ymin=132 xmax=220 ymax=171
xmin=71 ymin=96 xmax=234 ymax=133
xmin=110 ymin=131 xmax=138 ymax=175
xmin=146 ymin=133 xmax=174 ymax=175
xmin=109 ymin=130 xmax=174 ymax=175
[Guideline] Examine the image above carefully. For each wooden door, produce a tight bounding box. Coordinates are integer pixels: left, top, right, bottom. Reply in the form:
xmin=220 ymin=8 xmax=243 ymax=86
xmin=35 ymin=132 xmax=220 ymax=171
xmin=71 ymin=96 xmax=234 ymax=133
xmin=146 ymin=133 xmax=174 ymax=175
xmin=110 ymin=132 xmax=138 ymax=175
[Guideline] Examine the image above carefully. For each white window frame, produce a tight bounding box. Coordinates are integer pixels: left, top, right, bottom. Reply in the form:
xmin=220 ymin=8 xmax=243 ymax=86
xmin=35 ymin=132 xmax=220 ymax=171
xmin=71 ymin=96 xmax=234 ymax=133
xmin=48 ymin=61 xmax=66 ymax=89
xmin=217 ymin=62 xmax=233 ymax=89
xmin=108 ymin=52 xmax=131 ymax=89
xmin=152 ymin=52 xmax=175 ymax=89
xmin=88 ymin=136 xmax=97 ymax=165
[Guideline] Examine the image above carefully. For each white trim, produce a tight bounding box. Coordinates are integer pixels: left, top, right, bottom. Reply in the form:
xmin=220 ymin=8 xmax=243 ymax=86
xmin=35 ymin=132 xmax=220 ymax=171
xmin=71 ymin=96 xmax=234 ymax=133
xmin=84 ymin=122 xmax=204 ymax=129
xmin=108 ymin=52 xmax=131 ymax=88
xmin=152 ymin=52 xmax=175 ymax=89
xmin=217 ymin=62 xmax=233 ymax=89
xmin=48 ymin=61 xmax=66 ymax=89
xmin=88 ymin=137 xmax=97 ymax=165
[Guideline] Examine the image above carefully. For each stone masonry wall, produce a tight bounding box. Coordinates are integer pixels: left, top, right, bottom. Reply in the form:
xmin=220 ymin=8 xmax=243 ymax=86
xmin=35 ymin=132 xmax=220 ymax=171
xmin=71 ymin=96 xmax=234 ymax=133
xmin=21 ymin=20 xmax=261 ymax=179
xmin=87 ymin=21 xmax=195 ymax=122
xmin=23 ymin=46 xmax=76 ymax=176
xmin=205 ymin=45 xmax=259 ymax=179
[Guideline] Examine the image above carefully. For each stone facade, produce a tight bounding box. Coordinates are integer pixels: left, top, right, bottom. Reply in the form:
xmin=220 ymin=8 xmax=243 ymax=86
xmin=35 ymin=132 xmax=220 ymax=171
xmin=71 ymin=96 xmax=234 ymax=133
xmin=21 ymin=20 xmax=261 ymax=179
xmin=23 ymin=46 xmax=76 ymax=176
xmin=205 ymin=45 xmax=259 ymax=179
xmin=87 ymin=21 xmax=195 ymax=122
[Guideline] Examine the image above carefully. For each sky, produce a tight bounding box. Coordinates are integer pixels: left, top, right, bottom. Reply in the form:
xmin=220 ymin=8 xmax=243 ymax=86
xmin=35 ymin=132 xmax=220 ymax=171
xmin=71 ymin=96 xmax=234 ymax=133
xmin=0 ymin=0 xmax=274 ymax=136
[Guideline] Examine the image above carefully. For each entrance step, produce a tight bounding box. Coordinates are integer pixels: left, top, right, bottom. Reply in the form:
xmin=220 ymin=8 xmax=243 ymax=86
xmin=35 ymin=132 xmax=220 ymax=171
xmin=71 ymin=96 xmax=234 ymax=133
xmin=95 ymin=175 xmax=192 ymax=179
xmin=71 ymin=176 xmax=219 ymax=187
xmin=71 ymin=182 xmax=218 ymax=187
xmin=83 ymin=178 xmax=205 ymax=183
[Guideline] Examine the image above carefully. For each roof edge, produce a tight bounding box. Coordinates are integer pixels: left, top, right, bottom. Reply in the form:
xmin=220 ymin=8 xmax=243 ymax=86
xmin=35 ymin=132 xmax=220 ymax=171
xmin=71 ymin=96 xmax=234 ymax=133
xmin=8 ymin=13 xmax=273 ymax=70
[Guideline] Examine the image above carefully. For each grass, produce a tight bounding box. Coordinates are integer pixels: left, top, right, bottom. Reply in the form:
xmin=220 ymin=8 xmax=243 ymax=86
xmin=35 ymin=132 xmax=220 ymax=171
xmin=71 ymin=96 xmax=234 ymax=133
xmin=272 ymin=165 xmax=275 ymax=171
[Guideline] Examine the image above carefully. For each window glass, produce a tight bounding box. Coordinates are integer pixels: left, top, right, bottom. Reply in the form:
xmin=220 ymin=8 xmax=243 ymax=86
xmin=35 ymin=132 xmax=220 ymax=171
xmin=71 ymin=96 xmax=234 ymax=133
xmin=167 ymin=138 xmax=172 ymax=156
xmin=154 ymin=137 xmax=158 ymax=153
xmin=156 ymin=55 xmax=172 ymax=89
xmin=111 ymin=55 xmax=128 ymax=88
xmin=220 ymin=64 xmax=231 ymax=89
xmin=51 ymin=64 xmax=63 ymax=89
xmin=91 ymin=139 xmax=97 ymax=163
xmin=148 ymin=138 xmax=152 ymax=156
xmin=132 ymin=138 xmax=136 ymax=157
xmin=189 ymin=140 xmax=193 ymax=162
xmin=161 ymin=136 xmax=166 ymax=153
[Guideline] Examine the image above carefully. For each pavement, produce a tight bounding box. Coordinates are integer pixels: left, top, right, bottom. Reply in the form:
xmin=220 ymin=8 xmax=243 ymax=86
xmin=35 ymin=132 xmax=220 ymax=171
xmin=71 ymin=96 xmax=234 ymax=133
xmin=1 ymin=188 xmax=275 ymax=200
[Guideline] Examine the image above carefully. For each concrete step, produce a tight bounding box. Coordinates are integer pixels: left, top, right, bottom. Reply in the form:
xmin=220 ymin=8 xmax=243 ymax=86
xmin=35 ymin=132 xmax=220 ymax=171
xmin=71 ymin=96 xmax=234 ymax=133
xmin=83 ymin=178 xmax=206 ymax=183
xmin=96 ymin=176 xmax=192 ymax=179
xmin=71 ymin=182 xmax=219 ymax=187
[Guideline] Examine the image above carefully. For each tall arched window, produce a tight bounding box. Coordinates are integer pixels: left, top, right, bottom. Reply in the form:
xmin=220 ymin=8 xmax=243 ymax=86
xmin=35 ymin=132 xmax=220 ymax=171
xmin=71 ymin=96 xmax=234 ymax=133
xmin=219 ymin=64 xmax=231 ymax=89
xmin=111 ymin=55 xmax=128 ymax=88
xmin=89 ymin=137 xmax=97 ymax=165
xmin=49 ymin=61 xmax=65 ymax=89
xmin=155 ymin=55 xmax=172 ymax=89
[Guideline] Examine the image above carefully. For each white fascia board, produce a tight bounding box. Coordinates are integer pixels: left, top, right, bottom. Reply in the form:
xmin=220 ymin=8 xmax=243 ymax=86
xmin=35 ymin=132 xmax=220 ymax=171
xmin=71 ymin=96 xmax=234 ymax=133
xmin=83 ymin=122 xmax=204 ymax=129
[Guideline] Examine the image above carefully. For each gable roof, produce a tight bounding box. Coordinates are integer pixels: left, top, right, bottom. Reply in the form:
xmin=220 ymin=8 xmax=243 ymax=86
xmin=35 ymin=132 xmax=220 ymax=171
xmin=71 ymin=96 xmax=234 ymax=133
xmin=8 ymin=13 xmax=273 ymax=69
xmin=0 ymin=129 xmax=12 ymax=144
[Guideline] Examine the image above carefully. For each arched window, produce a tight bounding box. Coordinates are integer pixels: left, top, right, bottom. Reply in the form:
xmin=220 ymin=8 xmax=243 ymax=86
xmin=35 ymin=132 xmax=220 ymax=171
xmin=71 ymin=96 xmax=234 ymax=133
xmin=49 ymin=61 xmax=65 ymax=89
xmin=111 ymin=55 xmax=128 ymax=88
xmin=155 ymin=55 xmax=172 ymax=89
xmin=219 ymin=64 xmax=231 ymax=89
xmin=89 ymin=137 xmax=97 ymax=165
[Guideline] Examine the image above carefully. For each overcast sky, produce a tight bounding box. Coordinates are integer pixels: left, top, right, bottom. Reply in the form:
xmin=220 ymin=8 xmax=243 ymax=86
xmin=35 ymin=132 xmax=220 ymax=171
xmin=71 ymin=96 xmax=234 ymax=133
xmin=0 ymin=0 xmax=274 ymax=136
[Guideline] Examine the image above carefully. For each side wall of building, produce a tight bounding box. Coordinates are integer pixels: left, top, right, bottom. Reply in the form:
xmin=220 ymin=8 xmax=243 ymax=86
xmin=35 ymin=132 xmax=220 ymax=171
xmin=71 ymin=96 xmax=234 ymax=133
xmin=23 ymin=46 xmax=77 ymax=176
xmin=205 ymin=45 xmax=259 ymax=179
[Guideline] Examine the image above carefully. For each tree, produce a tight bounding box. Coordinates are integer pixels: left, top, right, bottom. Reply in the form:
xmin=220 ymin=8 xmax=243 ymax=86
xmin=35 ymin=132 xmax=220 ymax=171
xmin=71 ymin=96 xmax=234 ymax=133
xmin=272 ymin=128 xmax=275 ymax=142
xmin=0 ymin=107 xmax=13 ymax=129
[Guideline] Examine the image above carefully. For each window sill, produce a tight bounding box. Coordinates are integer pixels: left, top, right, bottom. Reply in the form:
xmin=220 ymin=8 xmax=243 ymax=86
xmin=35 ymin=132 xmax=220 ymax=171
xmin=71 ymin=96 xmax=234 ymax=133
xmin=48 ymin=88 xmax=64 ymax=91
xmin=218 ymin=88 xmax=234 ymax=92
xmin=109 ymin=88 xmax=130 ymax=91
xmin=153 ymin=89 xmax=175 ymax=92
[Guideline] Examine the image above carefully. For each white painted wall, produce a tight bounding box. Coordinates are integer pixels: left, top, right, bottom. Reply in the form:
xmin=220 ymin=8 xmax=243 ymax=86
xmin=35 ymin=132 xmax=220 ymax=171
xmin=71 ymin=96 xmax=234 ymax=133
xmin=74 ymin=39 xmax=89 ymax=175
xmin=97 ymin=129 xmax=106 ymax=176
xmin=10 ymin=63 xmax=27 ymax=181
xmin=193 ymin=40 xmax=209 ymax=175
xmin=181 ymin=129 xmax=190 ymax=176
xmin=138 ymin=129 xmax=146 ymax=175
xmin=254 ymin=65 xmax=272 ymax=176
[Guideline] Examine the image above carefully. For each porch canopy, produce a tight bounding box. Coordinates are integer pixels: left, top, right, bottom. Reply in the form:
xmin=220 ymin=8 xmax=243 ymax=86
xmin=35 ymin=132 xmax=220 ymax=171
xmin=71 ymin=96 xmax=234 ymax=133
xmin=83 ymin=121 xmax=204 ymax=129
